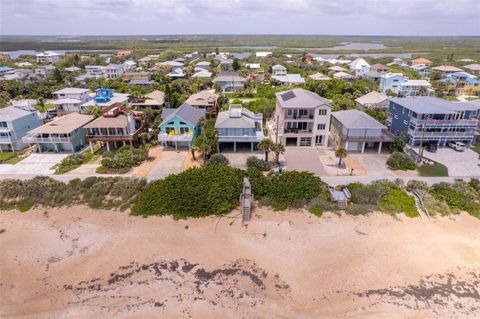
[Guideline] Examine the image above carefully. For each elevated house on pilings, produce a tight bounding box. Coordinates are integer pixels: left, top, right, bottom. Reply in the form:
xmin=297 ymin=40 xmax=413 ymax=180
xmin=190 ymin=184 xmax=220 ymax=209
xmin=84 ymin=103 xmax=146 ymax=152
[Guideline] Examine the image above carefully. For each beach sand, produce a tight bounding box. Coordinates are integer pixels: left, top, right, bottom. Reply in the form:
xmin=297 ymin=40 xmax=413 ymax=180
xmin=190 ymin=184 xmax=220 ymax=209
xmin=1 ymin=206 xmax=479 ymax=318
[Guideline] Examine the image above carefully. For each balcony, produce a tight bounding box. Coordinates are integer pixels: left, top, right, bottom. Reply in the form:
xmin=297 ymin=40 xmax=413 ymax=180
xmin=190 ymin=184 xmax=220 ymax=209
xmin=412 ymin=118 xmax=478 ymax=126
xmin=408 ymin=129 xmax=475 ymax=138
xmin=284 ymin=128 xmax=313 ymax=134
xmin=158 ymin=132 xmax=193 ymax=143
xmin=23 ymin=135 xmax=72 ymax=144
xmin=285 ymin=114 xmax=315 ymax=120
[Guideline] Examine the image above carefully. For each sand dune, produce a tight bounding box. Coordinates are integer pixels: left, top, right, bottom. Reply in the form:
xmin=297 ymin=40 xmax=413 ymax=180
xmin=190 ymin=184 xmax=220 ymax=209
xmin=1 ymin=206 xmax=479 ymax=318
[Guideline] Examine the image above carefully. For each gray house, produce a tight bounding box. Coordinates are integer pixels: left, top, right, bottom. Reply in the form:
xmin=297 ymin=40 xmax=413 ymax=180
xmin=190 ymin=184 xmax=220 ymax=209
xmin=387 ymin=97 xmax=480 ymax=147
xmin=215 ymin=105 xmax=264 ymax=152
xmin=23 ymin=112 xmax=94 ymax=153
xmin=330 ymin=109 xmax=393 ymax=153
xmin=213 ymin=72 xmax=246 ymax=93
xmin=0 ymin=106 xmax=42 ymax=151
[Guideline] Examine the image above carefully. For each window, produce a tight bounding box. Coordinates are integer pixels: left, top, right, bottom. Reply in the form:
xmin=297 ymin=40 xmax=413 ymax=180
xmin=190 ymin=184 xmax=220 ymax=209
xmin=317 ymin=124 xmax=326 ymax=130
xmin=180 ymin=127 xmax=190 ymax=134
xmin=318 ymin=109 xmax=327 ymax=116
xmin=315 ymin=135 xmax=323 ymax=144
xmin=0 ymin=122 xmax=8 ymax=128
xmin=403 ymin=120 xmax=408 ymax=125
xmin=300 ymin=137 xmax=312 ymax=146
xmin=394 ymin=115 xmax=399 ymax=119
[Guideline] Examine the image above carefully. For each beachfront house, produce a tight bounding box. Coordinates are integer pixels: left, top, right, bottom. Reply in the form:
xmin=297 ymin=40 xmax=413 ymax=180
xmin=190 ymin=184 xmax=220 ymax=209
xmin=330 ymin=110 xmax=393 ymax=153
xmin=158 ymin=103 xmax=206 ymax=149
xmin=84 ymin=103 xmax=145 ymax=152
xmin=215 ymin=105 xmax=264 ymax=152
xmin=275 ymin=88 xmax=331 ymax=147
xmin=0 ymin=106 xmax=42 ymax=151
xmin=387 ymin=97 xmax=480 ymax=147
xmin=22 ymin=112 xmax=94 ymax=153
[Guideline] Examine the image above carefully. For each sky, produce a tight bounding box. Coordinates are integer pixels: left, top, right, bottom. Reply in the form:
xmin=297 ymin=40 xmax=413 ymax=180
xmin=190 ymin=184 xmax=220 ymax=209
xmin=0 ymin=0 xmax=479 ymax=36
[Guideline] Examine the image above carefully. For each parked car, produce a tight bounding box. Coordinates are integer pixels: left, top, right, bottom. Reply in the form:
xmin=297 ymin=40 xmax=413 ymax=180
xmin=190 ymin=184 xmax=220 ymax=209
xmin=448 ymin=141 xmax=466 ymax=152
xmin=424 ymin=141 xmax=437 ymax=153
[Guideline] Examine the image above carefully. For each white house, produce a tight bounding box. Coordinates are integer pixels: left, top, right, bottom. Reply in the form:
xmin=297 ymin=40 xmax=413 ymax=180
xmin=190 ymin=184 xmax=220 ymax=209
xmin=34 ymin=65 xmax=55 ymax=77
xmin=272 ymin=64 xmax=287 ymax=76
xmin=272 ymin=74 xmax=305 ymax=86
xmin=85 ymin=65 xmax=107 ymax=78
xmin=255 ymin=52 xmax=273 ymax=58
xmin=275 ymin=88 xmax=331 ymax=147
xmin=52 ymin=88 xmax=91 ymax=112
xmin=105 ymin=64 xmax=126 ymax=79
xmin=379 ymin=73 xmax=405 ymax=94
xmin=350 ymin=58 xmax=371 ymax=78
xmin=399 ymin=80 xmax=434 ymax=97
xmin=36 ymin=51 xmax=61 ymax=64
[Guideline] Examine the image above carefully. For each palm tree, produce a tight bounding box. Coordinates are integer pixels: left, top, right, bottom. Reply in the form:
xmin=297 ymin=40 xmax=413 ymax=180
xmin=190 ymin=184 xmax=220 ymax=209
xmin=335 ymin=147 xmax=348 ymax=166
xmin=271 ymin=143 xmax=285 ymax=165
xmin=258 ymin=138 xmax=273 ymax=162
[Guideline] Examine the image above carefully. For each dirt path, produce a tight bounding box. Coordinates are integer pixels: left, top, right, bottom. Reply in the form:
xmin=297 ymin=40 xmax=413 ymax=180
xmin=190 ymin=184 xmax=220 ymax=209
xmin=1 ymin=207 xmax=479 ymax=318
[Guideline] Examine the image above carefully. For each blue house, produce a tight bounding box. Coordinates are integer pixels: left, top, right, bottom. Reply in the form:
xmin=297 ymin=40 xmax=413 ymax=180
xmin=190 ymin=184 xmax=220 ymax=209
xmin=0 ymin=106 xmax=41 ymax=151
xmin=387 ymin=97 xmax=480 ymax=147
xmin=158 ymin=103 xmax=206 ymax=149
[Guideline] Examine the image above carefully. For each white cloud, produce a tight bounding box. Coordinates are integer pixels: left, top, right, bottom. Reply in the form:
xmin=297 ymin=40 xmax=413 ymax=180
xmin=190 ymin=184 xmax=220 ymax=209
xmin=1 ymin=0 xmax=479 ymax=35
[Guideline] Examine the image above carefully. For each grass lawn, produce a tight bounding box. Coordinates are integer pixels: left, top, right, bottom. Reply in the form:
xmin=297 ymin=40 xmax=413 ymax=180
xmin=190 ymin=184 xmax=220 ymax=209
xmin=472 ymin=143 xmax=480 ymax=155
xmin=0 ymin=150 xmax=30 ymax=164
xmin=418 ymin=162 xmax=449 ymax=177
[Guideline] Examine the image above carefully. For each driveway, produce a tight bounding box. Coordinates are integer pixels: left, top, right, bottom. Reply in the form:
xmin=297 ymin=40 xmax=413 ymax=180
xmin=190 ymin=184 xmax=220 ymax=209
xmin=0 ymin=153 xmax=68 ymax=175
xmin=418 ymin=147 xmax=480 ymax=177
xmin=284 ymin=148 xmax=327 ymax=176
xmin=147 ymin=149 xmax=187 ymax=180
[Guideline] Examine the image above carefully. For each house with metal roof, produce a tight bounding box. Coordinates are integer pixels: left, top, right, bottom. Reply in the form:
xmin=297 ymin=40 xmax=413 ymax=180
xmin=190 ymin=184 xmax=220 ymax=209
xmin=22 ymin=112 xmax=94 ymax=153
xmin=272 ymin=73 xmax=305 ymax=86
xmin=275 ymin=88 xmax=331 ymax=147
xmin=158 ymin=103 xmax=206 ymax=149
xmin=387 ymin=97 xmax=480 ymax=147
xmin=215 ymin=105 xmax=264 ymax=152
xmin=330 ymin=110 xmax=393 ymax=153
xmin=213 ymin=71 xmax=246 ymax=92
xmin=309 ymin=73 xmax=331 ymax=81
xmin=0 ymin=106 xmax=41 ymax=151
xmin=349 ymin=58 xmax=371 ymax=78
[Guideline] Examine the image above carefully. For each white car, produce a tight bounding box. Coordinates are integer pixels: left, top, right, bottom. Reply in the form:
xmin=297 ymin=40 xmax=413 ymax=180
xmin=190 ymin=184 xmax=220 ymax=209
xmin=447 ymin=141 xmax=466 ymax=152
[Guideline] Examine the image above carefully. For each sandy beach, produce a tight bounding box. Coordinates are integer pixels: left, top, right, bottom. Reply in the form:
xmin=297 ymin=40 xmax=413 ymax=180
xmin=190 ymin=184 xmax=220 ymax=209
xmin=1 ymin=206 xmax=479 ymax=318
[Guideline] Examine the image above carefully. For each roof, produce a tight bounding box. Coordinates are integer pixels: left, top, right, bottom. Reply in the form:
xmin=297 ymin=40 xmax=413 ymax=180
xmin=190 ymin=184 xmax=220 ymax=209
xmin=29 ymin=113 xmax=93 ymax=134
xmin=380 ymin=72 xmax=404 ymax=79
xmin=49 ymin=98 xmax=82 ymax=105
xmin=53 ymin=88 xmax=89 ymax=95
xmin=332 ymin=110 xmax=386 ymax=130
xmin=215 ymin=106 xmax=260 ymax=129
xmin=431 ymin=65 xmax=464 ymax=72
xmin=0 ymin=66 xmax=14 ymax=72
xmin=160 ymin=103 xmax=206 ymax=127
xmin=402 ymin=79 xmax=432 ymax=87
xmin=463 ymin=64 xmax=480 ymax=71
xmin=195 ymin=61 xmax=211 ymax=66
xmin=333 ymin=72 xmax=354 ymax=79
xmin=275 ymin=88 xmax=329 ymax=109
xmin=130 ymin=79 xmax=155 ymax=85
xmin=272 ymin=64 xmax=286 ymax=70
xmin=390 ymin=97 xmax=479 ymax=114
xmin=355 ymin=91 xmax=389 ymax=105
xmin=0 ymin=106 xmax=34 ymax=121
xmin=371 ymin=63 xmax=388 ymax=70
xmin=350 ymin=58 xmax=370 ymax=70
xmin=185 ymin=90 xmax=219 ymax=106
xmin=272 ymin=74 xmax=305 ymax=84
xmin=145 ymin=90 xmax=165 ymax=104
xmin=309 ymin=73 xmax=331 ymax=81
xmin=192 ymin=70 xmax=212 ymax=78
xmin=412 ymin=58 xmax=432 ymax=64
xmin=84 ymin=114 xmax=128 ymax=129
xmin=329 ymin=66 xmax=347 ymax=72
xmin=213 ymin=72 xmax=246 ymax=83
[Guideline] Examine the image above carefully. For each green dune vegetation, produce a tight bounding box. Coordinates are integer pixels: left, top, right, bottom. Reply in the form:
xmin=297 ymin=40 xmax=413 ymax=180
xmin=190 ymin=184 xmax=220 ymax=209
xmin=0 ymin=165 xmax=478 ymax=219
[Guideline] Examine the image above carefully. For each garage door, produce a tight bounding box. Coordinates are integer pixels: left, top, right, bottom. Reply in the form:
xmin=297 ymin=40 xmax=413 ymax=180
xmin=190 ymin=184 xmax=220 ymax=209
xmin=347 ymin=142 xmax=359 ymax=151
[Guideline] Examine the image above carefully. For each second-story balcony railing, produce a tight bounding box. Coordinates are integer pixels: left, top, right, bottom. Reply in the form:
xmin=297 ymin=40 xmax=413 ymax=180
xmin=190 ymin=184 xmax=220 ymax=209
xmin=408 ymin=129 xmax=475 ymax=138
xmin=22 ymin=135 xmax=72 ymax=144
xmin=285 ymin=114 xmax=315 ymax=120
xmin=412 ymin=118 xmax=478 ymax=126
xmin=284 ymin=128 xmax=313 ymax=134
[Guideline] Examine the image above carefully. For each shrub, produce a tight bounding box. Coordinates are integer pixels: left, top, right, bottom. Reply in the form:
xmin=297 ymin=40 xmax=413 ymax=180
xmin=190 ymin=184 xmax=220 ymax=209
xmin=55 ymin=153 xmax=92 ymax=174
xmin=387 ymin=152 xmax=416 ymax=170
xmin=347 ymin=203 xmax=374 ymax=216
xmin=308 ymin=197 xmax=337 ymax=215
xmin=207 ymin=154 xmax=229 ymax=166
xmin=246 ymin=156 xmax=271 ymax=171
xmin=389 ymin=137 xmax=405 ymax=153
xmin=267 ymin=171 xmax=325 ymax=211
xmin=430 ymin=181 xmax=480 ymax=218
xmin=99 ymin=146 xmax=148 ymax=173
xmin=132 ymin=165 xmax=244 ymax=218
xmin=379 ymin=187 xmax=418 ymax=218
xmin=423 ymin=196 xmax=455 ymax=217
xmin=406 ymin=180 xmax=429 ymax=192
